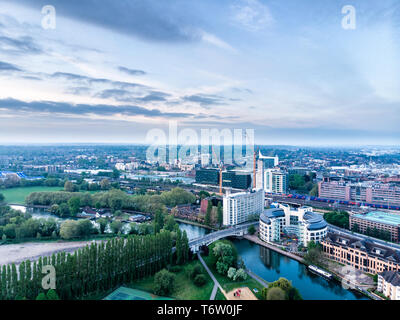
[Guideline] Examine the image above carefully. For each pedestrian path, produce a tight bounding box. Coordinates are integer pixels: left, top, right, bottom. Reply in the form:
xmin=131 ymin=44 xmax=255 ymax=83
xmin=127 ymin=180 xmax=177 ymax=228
xmin=197 ymin=253 xmax=226 ymax=300
xmin=246 ymin=269 xmax=269 ymax=288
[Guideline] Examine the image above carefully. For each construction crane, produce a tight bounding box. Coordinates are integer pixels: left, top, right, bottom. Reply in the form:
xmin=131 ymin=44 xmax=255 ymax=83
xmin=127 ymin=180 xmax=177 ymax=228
xmin=211 ymin=147 xmax=223 ymax=195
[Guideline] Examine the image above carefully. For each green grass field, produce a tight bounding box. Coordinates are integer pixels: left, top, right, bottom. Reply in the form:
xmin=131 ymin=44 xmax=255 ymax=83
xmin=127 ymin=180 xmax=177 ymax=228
xmin=202 ymin=243 xmax=266 ymax=299
xmin=0 ymin=186 xmax=63 ymax=204
xmin=129 ymin=260 xmax=214 ymax=300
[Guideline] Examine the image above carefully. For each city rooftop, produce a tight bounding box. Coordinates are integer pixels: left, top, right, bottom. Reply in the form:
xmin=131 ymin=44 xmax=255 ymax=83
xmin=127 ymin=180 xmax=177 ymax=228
xmin=353 ymin=211 xmax=400 ymax=227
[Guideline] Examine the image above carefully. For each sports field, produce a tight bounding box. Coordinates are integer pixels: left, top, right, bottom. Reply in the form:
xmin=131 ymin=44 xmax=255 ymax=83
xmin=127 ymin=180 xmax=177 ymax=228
xmin=0 ymin=186 xmax=63 ymax=204
xmin=104 ymin=287 xmax=174 ymax=300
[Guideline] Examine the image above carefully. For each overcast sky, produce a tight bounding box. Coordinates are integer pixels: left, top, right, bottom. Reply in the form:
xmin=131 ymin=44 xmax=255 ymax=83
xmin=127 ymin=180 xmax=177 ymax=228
xmin=0 ymin=0 xmax=399 ymax=146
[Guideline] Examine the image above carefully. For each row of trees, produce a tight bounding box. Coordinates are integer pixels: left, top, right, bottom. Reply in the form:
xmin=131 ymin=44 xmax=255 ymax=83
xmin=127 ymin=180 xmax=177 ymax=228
xmin=0 ymin=232 xmax=174 ymax=300
xmin=351 ymin=223 xmax=392 ymax=242
xmin=25 ymin=187 xmax=196 ymax=217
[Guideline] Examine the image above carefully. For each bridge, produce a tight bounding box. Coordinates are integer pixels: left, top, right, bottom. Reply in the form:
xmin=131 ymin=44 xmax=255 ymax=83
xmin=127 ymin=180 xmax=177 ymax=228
xmin=189 ymin=221 xmax=259 ymax=253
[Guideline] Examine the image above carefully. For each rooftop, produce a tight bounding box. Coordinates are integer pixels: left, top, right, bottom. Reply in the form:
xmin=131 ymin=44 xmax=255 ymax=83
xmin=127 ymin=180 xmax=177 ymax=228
xmin=352 ymin=211 xmax=400 ymax=226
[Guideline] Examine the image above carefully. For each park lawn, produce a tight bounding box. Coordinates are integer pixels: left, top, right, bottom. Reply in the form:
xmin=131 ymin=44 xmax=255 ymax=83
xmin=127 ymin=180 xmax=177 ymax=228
xmin=130 ymin=260 xmax=214 ymax=300
xmin=1 ymin=186 xmax=63 ymax=204
xmin=202 ymin=253 xmax=265 ymax=300
xmin=215 ymin=288 xmax=226 ymax=300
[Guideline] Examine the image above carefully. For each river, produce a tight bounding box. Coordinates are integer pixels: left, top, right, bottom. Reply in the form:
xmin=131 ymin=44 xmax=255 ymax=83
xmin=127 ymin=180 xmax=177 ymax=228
xmin=172 ymin=223 xmax=368 ymax=300
xmin=9 ymin=205 xmax=368 ymax=299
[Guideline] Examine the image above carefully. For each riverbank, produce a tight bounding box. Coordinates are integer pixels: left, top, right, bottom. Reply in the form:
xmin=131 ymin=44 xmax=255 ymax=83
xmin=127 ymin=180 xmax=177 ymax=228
xmin=244 ymin=234 xmax=305 ymax=263
xmin=241 ymin=235 xmax=373 ymax=300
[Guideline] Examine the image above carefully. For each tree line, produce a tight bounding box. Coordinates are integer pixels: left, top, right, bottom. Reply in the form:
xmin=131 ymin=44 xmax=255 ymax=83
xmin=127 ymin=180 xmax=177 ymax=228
xmin=25 ymin=187 xmax=196 ymax=218
xmin=0 ymin=231 xmax=178 ymax=300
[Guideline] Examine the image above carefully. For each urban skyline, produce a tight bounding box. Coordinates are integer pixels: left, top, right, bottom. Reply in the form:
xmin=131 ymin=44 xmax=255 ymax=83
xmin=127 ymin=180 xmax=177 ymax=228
xmin=0 ymin=0 xmax=399 ymax=145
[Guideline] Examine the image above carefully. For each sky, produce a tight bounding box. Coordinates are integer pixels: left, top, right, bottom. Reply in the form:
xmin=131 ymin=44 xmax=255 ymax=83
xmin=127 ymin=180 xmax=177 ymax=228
xmin=0 ymin=0 xmax=399 ymax=146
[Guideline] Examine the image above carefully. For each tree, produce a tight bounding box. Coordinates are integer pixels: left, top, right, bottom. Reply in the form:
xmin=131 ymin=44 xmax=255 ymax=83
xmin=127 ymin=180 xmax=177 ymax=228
xmin=64 ymin=181 xmax=74 ymax=192
xmin=205 ymin=200 xmax=212 ymax=226
xmin=266 ymin=287 xmax=286 ymax=300
xmin=227 ymin=267 xmax=237 ymax=279
xmin=248 ymin=225 xmax=256 ymax=235
xmin=78 ymin=220 xmax=93 ymax=237
xmin=153 ymin=269 xmax=175 ymax=296
xmin=59 ymin=220 xmax=81 ymax=240
xmin=193 ymin=274 xmax=207 ymax=287
xmin=36 ymin=292 xmax=47 ymax=300
xmin=98 ymin=218 xmax=108 ymax=234
xmin=164 ymin=215 xmax=177 ymax=232
xmin=112 ymin=168 xmax=121 ymax=179
xmin=68 ymin=197 xmax=81 ymax=215
xmin=211 ymin=241 xmax=237 ymax=275
xmin=217 ymin=202 xmax=223 ymax=228
xmin=46 ymin=289 xmax=60 ymax=300
xmin=0 ymin=193 xmax=4 ymax=202
xmin=110 ymin=220 xmax=123 ymax=234
xmin=100 ymin=179 xmax=111 ymax=190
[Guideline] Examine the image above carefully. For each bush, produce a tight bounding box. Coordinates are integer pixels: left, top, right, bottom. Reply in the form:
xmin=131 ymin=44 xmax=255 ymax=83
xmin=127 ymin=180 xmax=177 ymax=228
xmin=36 ymin=292 xmax=47 ymax=300
xmin=193 ymin=274 xmax=207 ymax=287
xmin=46 ymin=289 xmax=60 ymax=300
xmin=189 ymin=263 xmax=203 ymax=279
xmin=266 ymin=287 xmax=286 ymax=300
xmin=168 ymin=265 xmax=182 ymax=273
xmin=153 ymin=269 xmax=176 ymax=297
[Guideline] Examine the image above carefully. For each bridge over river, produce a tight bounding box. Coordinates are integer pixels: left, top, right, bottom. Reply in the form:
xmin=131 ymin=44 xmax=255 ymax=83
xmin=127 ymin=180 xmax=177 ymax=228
xmin=188 ymin=221 xmax=259 ymax=252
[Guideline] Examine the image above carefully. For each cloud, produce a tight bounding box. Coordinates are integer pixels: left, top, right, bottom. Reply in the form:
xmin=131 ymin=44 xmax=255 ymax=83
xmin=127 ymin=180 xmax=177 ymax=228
xmin=15 ymin=0 xmax=200 ymax=42
xmin=0 ymin=98 xmax=193 ymax=119
xmin=118 ymin=66 xmax=146 ymax=76
xmin=0 ymin=34 xmax=42 ymax=55
xmin=182 ymin=94 xmax=227 ymax=107
xmin=198 ymin=30 xmax=236 ymax=52
xmin=50 ymin=72 xmax=148 ymax=90
xmin=230 ymin=0 xmax=274 ymax=31
xmin=0 ymin=61 xmax=22 ymax=72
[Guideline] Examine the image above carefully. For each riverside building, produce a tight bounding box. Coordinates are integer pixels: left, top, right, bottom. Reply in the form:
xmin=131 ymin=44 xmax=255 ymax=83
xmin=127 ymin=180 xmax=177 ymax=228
xmin=259 ymin=203 xmax=328 ymax=246
xmin=223 ymin=189 xmax=264 ymax=226
xmin=321 ymin=232 xmax=400 ymax=274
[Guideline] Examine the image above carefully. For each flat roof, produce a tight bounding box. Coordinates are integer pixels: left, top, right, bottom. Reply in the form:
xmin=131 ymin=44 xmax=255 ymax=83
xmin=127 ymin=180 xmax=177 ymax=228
xmin=353 ymin=211 xmax=400 ymax=226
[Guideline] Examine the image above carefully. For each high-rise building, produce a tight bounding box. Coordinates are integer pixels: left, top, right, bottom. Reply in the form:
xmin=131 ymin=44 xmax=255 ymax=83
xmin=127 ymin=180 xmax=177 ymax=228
xmin=264 ymin=169 xmax=288 ymax=194
xmin=223 ymin=189 xmax=264 ymax=226
xmin=256 ymin=151 xmax=281 ymax=192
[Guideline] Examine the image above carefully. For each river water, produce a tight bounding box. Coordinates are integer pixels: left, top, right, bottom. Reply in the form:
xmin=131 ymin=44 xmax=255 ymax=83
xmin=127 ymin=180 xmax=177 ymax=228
xmin=10 ymin=205 xmax=368 ymax=299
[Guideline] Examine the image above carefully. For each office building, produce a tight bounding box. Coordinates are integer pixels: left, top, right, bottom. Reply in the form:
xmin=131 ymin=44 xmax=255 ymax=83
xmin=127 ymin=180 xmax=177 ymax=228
xmin=195 ymin=169 xmax=219 ymax=185
xmin=321 ymin=232 xmax=400 ymax=274
xmin=318 ymin=180 xmax=400 ymax=207
xmin=223 ymin=189 xmax=264 ymax=226
xmin=350 ymin=211 xmax=400 ymax=242
xmin=264 ymin=169 xmax=288 ymax=194
xmin=259 ymin=204 xmax=328 ymax=246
